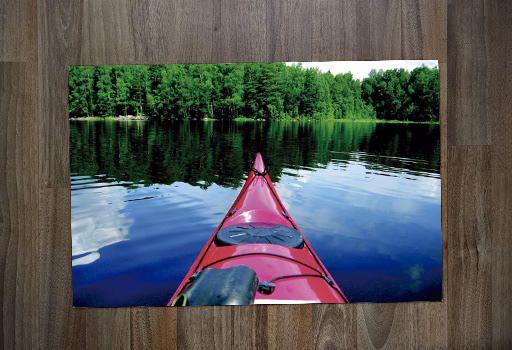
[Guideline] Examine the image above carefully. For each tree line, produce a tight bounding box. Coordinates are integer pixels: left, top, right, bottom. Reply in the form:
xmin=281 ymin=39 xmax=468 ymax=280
xmin=69 ymin=63 xmax=439 ymax=122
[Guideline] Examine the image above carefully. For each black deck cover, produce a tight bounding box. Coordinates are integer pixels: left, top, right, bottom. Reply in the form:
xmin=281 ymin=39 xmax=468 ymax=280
xmin=215 ymin=223 xmax=304 ymax=248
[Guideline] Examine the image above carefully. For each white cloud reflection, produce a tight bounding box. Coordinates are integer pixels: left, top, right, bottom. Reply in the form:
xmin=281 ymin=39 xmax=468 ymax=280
xmin=71 ymin=183 xmax=133 ymax=264
xmin=275 ymin=157 xmax=441 ymax=244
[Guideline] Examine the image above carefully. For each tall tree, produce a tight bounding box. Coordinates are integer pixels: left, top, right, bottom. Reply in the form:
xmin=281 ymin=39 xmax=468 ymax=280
xmin=407 ymin=67 xmax=439 ymax=121
xmin=95 ymin=66 xmax=115 ymax=117
xmin=361 ymin=69 xmax=411 ymax=120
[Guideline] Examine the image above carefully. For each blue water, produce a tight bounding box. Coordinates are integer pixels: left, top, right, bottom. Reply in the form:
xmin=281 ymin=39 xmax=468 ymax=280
xmin=71 ymin=120 xmax=442 ymax=306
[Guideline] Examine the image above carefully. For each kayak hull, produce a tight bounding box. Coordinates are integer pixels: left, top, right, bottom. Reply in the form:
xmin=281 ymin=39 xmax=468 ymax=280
xmin=169 ymin=153 xmax=347 ymax=305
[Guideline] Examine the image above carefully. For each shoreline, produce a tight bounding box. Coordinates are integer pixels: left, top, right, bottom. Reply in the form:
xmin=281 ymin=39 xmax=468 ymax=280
xmin=69 ymin=116 xmax=439 ymax=125
xmin=70 ymin=115 xmax=148 ymax=121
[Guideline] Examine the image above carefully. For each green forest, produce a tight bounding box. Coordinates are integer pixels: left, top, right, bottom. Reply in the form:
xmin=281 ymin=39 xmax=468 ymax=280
xmin=68 ymin=63 xmax=439 ymax=122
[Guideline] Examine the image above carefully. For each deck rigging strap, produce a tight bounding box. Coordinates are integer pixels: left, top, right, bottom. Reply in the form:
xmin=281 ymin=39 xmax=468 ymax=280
xmin=268 ymin=273 xmax=345 ymax=299
xmin=270 ymin=273 xmax=333 ymax=285
xmin=200 ymin=252 xmax=324 ymax=275
xmin=251 ymin=167 xmax=268 ymax=176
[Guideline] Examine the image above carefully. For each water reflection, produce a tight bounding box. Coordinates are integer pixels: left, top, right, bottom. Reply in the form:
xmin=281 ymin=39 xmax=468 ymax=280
xmin=71 ymin=120 xmax=441 ymax=306
xmin=71 ymin=176 xmax=133 ymax=266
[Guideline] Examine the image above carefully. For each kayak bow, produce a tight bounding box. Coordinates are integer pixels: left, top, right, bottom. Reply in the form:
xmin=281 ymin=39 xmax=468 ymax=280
xmin=168 ymin=153 xmax=348 ymax=306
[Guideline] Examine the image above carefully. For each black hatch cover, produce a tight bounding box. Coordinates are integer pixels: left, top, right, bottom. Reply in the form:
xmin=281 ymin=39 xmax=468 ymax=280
xmin=215 ymin=223 xmax=304 ymax=248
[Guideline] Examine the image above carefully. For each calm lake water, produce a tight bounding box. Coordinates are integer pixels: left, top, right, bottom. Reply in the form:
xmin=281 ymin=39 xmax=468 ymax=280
xmin=71 ymin=120 xmax=442 ymax=306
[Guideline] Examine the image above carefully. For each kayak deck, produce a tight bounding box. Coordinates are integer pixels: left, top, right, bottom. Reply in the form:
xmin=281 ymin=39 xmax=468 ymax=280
xmin=169 ymin=153 xmax=347 ymax=305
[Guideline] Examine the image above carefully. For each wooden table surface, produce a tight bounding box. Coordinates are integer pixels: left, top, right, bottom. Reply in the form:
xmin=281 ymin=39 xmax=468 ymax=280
xmin=1 ymin=0 xmax=510 ymax=348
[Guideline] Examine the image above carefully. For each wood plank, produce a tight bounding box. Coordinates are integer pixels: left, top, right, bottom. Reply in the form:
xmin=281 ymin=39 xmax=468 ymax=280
xmin=490 ymin=165 xmax=512 ymax=349
xmin=129 ymin=1 xmax=179 ymax=65
xmin=447 ymin=146 xmax=492 ymax=349
xmin=447 ymin=0 xmax=490 ymax=145
xmin=401 ymin=0 xmax=447 ymax=61
xmin=490 ymin=162 xmax=512 ymax=349
xmin=0 ymin=0 xmax=36 ymax=61
xmin=357 ymin=304 xmax=405 ymax=349
xmin=86 ymin=309 xmax=131 ymax=349
xmin=357 ymin=302 xmax=448 ymax=349
xmin=488 ymin=1 xmax=512 ymax=347
xmin=216 ymin=0 xmax=268 ymax=63
xmin=131 ymin=308 xmax=177 ymax=350
xmin=178 ymin=305 xmax=267 ymax=350
xmin=355 ymin=0 xmax=402 ymax=60
xmin=0 ymin=62 xmax=39 ymax=350
xmin=177 ymin=306 xmax=230 ymax=349
xmin=38 ymin=0 xmax=82 ymax=188
xmin=311 ymin=0 xmax=402 ymax=62
xmin=266 ymin=0 xmax=313 ymax=62
xmin=1 ymin=4 xmax=41 ymax=350
xmin=80 ymin=0 xmax=136 ymax=65
xmin=233 ymin=305 xmax=268 ymax=349
xmin=312 ymin=304 xmax=357 ymax=349
xmin=487 ymin=0 xmax=512 ymax=149
xmin=174 ymin=0 xmax=216 ymax=64
xmin=311 ymin=0 xmax=357 ymax=61
xmin=38 ymin=188 xmax=86 ymax=349
xmin=267 ymin=305 xmax=312 ymax=350
xmin=81 ymin=0 xmax=266 ymax=66
xmin=410 ymin=303 xmax=448 ymax=348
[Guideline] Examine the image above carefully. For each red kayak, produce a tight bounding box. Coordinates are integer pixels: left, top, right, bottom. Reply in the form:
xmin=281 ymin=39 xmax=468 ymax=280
xmin=169 ymin=153 xmax=348 ymax=306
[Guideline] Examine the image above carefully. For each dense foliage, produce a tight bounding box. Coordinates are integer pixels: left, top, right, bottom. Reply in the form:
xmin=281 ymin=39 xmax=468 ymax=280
xmin=69 ymin=63 xmax=439 ymax=121
xmin=361 ymin=67 xmax=439 ymax=121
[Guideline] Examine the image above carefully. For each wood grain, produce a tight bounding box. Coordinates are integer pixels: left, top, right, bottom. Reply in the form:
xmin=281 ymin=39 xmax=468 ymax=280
xmin=233 ymin=305 xmax=268 ymax=349
xmin=267 ymin=305 xmax=313 ymax=350
xmin=217 ymin=0 xmax=268 ymax=63
xmin=0 ymin=62 xmax=39 ymax=350
xmin=80 ymin=0 xmax=136 ymax=65
xmin=0 ymin=7 xmax=39 ymax=350
xmin=487 ymin=0 xmax=512 ymax=150
xmin=177 ymin=306 xmax=229 ymax=349
xmin=38 ymin=188 xmax=86 ymax=349
xmin=86 ymin=309 xmax=131 ymax=349
xmin=177 ymin=305 xmax=267 ymax=349
xmin=131 ymin=308 xmax=177 ymax=350
xmin=447 ymin=0 xmax=490 ymax=145
xmin=312 ymin=304 xmax=357 ymax=349
xmin=177 ymin=305 xmax=268 ymax=349
xmin=355 ymin=0 xmax=402 ymax=60
xmin=401 ymin=0 xmax=447 ymax=61
xmin=447 ymin=146 xmax=492 ymax=349
xmin=311 ymin=0 xmax=357 ymax=61
xmin=488 ymin=1 xmax=512 ymax=348
xmin=1 ymin=0 xmax=512 ymax=349
xmin=490 ymin=166 xmax=512 ymax=350
xmin=0 ymin=0 xmax=36 ymax=61
xmin=266 ymin=0 xmax=313 ymax=62
xmin=174 ymin=0 xmax=217 ymax=64
xmin=38 ymin=0 xmax=82 ymax=188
